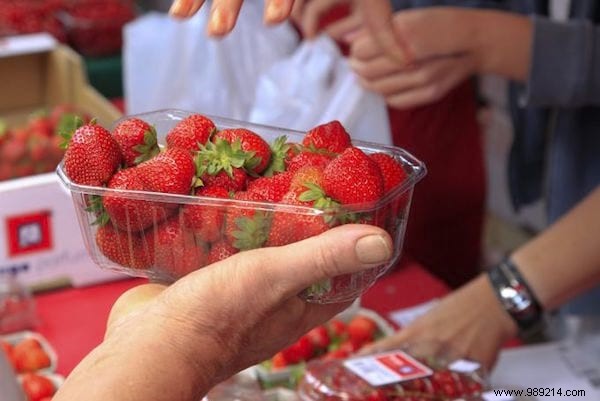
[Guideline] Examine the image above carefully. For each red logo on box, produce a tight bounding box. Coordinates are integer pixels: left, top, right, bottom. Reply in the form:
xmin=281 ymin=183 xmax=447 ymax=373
xmin=5 ymin=211 xmax=53 ymax=257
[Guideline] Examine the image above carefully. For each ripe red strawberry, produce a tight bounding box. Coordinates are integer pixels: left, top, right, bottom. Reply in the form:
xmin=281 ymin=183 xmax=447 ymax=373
xmin=280 ymin=335 xmax=314 ymax=364
xmin=14 ymin=347 xmax=51 ymax=373
xmin=326 ymin=319 xmax=347 ymax=340
xmin=200 ymin=167 xmax=247 ymax=192
xmin=323 ymin=147 xmax=384 ymax=205
xmin=271 ymin=351 xmax=288 ymax=369
xmin=347 ymin=315 xmax=378 ymax=345
xmin=96 ymin=224 xmax=153 ymax=270
xmin=166 ymin=114 xmax=216 ymax=153
xmin=369 ymin=152 xmax=408 ymax=194
xmin=214 ymin=128 xmax=271 ymax=174
xmin=112 ymin=117 xmax=160 ymax=167
xmin=303 ymin=120 xmax=351 ymax=154
xmin=137 ymin=147 xmax=195 ymax=195
xmin=288 ymin=165 xmax=325 ymax=199
xmin=305 ymin=326 xmax=331 ymax=350
xmin=182 ymin=185 xmax=230 ymax=243
xmin=286 ymin=151 xmax=332 ymax=173
xmin=224 ymin=191 xmax=271 ymax=250
xmin=146 ymin=217 xmax=207 ymax=279
xmin=246 ymin=172 xmax=292 ymax=202
xmin=266 ymin=197 xmax=329 ymax=247
xmin=207 ymin=240 xmax=238 ymax=264
xmin=20 ymin=373 xmax=56 ymax=401
xmin=103 ymin=168 xmax=174 ymax=232
xmin=62 ymin=120 xmax=121 ymax=186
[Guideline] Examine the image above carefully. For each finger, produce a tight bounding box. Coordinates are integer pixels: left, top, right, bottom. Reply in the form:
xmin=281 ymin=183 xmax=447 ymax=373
xmin=350 ymin=30 xmax=380 ymax=60
xmin=290 ymin=0 xmax=307 ymax=25
xmin=300 ymin=0 xmax=344 ymax=39
xmin=206 ymin=0 xmax=244 ymax=36
xmin=355 ymin=0 xmax=412 ymax=65
xmin=106 ymin=284 xmax=167 ymax=334
xmin=264 ymin=224 xmax=392 ymax=298
xmin=169 ymin=0 xmax=200 ymax=18
xmin=265 ymin=0 xmax=296 ymax=25
xmin=325 ymin=13 xmax=362 ymax=42
xmin=349 ymin=55 xmax=407 ymax=80
xmin=188 ymin=0 xmax=207 ymax=16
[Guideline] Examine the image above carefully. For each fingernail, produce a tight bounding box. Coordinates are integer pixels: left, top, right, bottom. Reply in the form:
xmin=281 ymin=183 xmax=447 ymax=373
xmin=208 ymin=7 xmax=228 ymax=34
xmin=169 ymin=0 xmax=183 ymax=15
xmin=265 ymin=0 xmax=284 ymax=22
xmin=355 ymin=235 xmax=391 ymax=265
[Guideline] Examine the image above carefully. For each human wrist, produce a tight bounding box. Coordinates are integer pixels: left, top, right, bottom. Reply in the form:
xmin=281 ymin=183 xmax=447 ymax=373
xmin=474 ymin=274 xmax=519 ymax=341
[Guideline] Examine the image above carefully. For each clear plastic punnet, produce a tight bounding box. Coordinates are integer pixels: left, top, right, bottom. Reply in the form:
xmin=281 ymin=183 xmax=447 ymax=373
xmin=57 ymin=109 xmax=426 ymax=304
xmin=297 ymin=342 xmax=488 ymax=401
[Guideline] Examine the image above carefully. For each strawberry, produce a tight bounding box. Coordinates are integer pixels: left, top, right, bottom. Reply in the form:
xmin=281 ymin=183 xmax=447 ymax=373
xmin=302 ymin=120 xmax=351 ymax=154
xmin=326 ymin=319 xmax=347 ymax=340
xmin=200 ymin=167 xmax=247 ymax=192
xmin=323 ymin=147 xmax=384 ymax=205
xmin=246 ymin=172 xmax=292 ymax=202
xmin=321 ymin=348 xmax=349 ymax=360
xmin=305 ymin=325 xmax=331 ymax=350
xmin=271 ymin=351 xmax=288 ymax=369
xmin=196 ymin=137 xmax=250 ymax=191
xmin=224 ymin=191 xmax=271 ymax=250
xmin=12 ymin=338 xmax=51 ymax=373
xmin=20 ymin=373 xmax=56 ymax=401
xmin=61 ymin=119 xmax=122 ymax=186
xmin=137 ymin=147 xmax=195 ymax=195
xmin=166 ymin=114 xmax=215 ymax=153
xmin=103 ymin=168 xmax=174 ymax=232
xmin=207 ymin=239 xmax=239 ymax=264
xmin=347 ymin=315 xmax=378 ymax=345
xmin=112 ymin=117 xmax=160 ymax=167
xmin=280 ymin=335 xmax=314 ymax=364
xmin=96 ymin=224 xmax=153 ymax=270
xmin=369 ymin=152 xmax=408 ymax=194
xmin=266 ymin=196 xmax=329 ymax=247
xmin=286 ymin=151 xmax=332 ymax=174
xmin=214 ymin=128 xmax=271 ymax=174
xmin=146 ymin=217 xmax=207 ymax=279
xmin=182 ymin=185 xmax=230 ymax=243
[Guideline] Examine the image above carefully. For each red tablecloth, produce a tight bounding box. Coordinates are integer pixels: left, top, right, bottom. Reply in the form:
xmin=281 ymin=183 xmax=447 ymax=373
xmin=34 ymin=261 xmax=449 ymax=376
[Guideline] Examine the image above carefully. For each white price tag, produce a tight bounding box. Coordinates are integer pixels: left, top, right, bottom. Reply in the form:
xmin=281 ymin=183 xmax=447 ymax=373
xmin=343 ymin=350 xmax=433 ymax=387
xmin=449 ymin=359 xmax=481 ymax=373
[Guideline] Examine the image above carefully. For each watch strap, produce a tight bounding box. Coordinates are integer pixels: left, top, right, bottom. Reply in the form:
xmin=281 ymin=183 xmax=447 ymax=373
xmin=487 ymin=259 xmax=544 ymax=335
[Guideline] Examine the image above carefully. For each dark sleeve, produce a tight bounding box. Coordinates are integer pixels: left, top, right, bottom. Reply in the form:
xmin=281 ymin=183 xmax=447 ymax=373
xmin=390 ymin=0 xmax=509 ymax=12
xmin=523 ymin=15 xmax=600 ymax=107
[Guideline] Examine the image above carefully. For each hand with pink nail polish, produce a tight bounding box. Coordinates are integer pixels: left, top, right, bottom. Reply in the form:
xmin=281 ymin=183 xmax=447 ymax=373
xmin=169 ymin=0 xmax=297 ymax=36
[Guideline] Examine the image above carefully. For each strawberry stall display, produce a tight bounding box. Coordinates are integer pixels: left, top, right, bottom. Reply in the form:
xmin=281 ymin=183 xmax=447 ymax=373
xmin=257 ymin=309 xmax=395 ymax=388
xmin=0 ymin=104 xmax=90 ymax=182
xmin=59 ymin=0 xmax=136 ymax=57
xmin=56 ymin=109 xmax=426 ymax=303
xmin=297 ymin=344 xmax=488 ymax=401
xmin=0 ymin=0 xmax=66 ymax=41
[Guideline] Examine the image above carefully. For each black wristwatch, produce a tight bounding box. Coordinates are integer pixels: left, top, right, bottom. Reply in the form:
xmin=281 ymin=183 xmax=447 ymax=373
xmin=487 ymin=258 xmax=544 ymax=336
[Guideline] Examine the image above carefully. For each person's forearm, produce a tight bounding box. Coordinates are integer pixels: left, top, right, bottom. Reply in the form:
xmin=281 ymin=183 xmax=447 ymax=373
xmin=511 ymin=186 xmax=600 ymax=311
xmin=472 ymin=10 xmax=532 ymax=81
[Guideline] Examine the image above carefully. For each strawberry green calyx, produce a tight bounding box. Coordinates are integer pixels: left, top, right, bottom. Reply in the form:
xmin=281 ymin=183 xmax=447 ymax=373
xmin=132 ymin=126 xmax=160 ymax=164
xmin=59 ymin=116 xmax=87 ymax=149
xmin=195 ymin=138 xmax=249 ymax=178
xmin=85 ymin=195 xmax=110 ymax=226
xmin=304 ymin=279 xmax=332 ymax=299
xmin=55 ymin=113 xmax=83 ymax=137
xmin=263 ymin=135 xmax=290 ymax=177
xmin=298 ymin=182 xmax=340 ymax=225
xmin=231 ymin=212 xmax=271 ymax=251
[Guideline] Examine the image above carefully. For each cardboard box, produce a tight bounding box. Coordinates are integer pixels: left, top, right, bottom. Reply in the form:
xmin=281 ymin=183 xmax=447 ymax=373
xmin=0 ymin=33 xmax=124 ymax=290
xmin=0 ymin=33 xmax=122 ymax=127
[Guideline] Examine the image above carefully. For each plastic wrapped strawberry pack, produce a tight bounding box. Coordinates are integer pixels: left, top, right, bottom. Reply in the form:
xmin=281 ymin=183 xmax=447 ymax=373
xmin=57 ymin=110 xmax=426 ymax=304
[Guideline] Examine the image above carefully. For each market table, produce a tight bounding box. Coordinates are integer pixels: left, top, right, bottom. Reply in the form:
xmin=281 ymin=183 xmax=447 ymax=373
xmin=34 ymin=258 xmax=450 ymax=376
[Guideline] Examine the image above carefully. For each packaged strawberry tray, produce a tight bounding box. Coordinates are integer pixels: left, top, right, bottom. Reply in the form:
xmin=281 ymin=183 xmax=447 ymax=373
xmin=297 ymin=343 xmax=488 ymax=401
xmin=56 ymin=109 xmax=426 ymax=304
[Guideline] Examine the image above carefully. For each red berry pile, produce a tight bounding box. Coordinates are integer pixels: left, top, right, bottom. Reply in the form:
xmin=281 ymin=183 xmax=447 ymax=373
xmin=0 ymin=0 xmax=66 ymax=42
xmin=0 ymin=104 xmax=90 ymax=182
xmin=298 ymin=356 xmax=485 ymax=401
xmin=60 ymin=114 xmax=413 ymax=299
xmin=268 ymin=315 xmax=384 ymax=371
